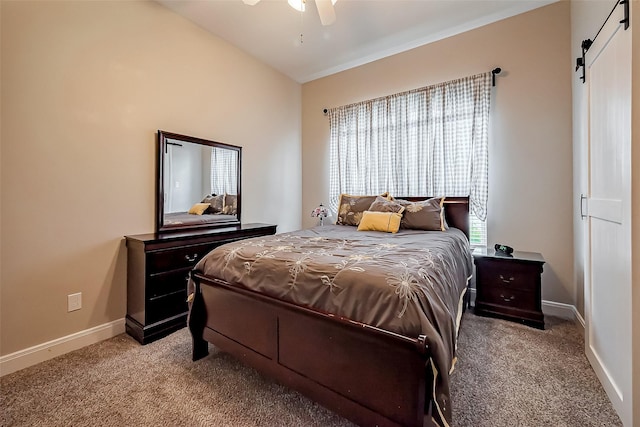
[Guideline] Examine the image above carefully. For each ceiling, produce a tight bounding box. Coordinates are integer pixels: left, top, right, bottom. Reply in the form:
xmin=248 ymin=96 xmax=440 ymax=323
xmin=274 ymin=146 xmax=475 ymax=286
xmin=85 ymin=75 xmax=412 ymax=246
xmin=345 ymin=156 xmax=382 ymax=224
xmin=157 ymin=0 xmax=557 ymax=83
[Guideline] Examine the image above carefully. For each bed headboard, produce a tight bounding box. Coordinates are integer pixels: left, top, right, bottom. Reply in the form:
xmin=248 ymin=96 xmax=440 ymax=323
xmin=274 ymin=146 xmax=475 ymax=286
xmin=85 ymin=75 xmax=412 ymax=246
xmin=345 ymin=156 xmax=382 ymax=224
xmin=400 ymin=196 xmax=470 ymax=239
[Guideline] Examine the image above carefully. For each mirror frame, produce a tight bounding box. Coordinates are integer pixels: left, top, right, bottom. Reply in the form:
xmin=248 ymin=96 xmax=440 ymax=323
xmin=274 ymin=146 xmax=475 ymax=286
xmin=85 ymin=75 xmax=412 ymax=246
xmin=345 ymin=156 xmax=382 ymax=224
xmin=156 ymin=130 xmax=242 ymax=233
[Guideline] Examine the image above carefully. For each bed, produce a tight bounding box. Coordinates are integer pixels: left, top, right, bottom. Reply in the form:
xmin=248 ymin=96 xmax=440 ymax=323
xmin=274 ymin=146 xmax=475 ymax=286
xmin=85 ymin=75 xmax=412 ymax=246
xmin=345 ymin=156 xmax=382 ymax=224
xmin=163 ymin=193 xmax=239 ymax=229
xmin=163 ymin=211 xmax=238 ymax=228
xmin=188 ymin=196 xmax=472 ymax=427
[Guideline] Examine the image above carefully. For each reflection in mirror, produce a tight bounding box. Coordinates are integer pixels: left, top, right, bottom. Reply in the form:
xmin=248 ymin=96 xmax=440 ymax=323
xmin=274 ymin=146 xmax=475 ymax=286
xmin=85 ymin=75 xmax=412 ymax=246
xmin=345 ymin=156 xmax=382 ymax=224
xmin=157 ymin=131 xmax=241 ymax=233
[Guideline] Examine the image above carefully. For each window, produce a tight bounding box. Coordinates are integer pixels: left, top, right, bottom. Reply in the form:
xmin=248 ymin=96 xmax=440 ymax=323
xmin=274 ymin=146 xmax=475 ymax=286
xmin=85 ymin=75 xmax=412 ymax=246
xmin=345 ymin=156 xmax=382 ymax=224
xmin=210 ymin=147 xmax=238 ymax=196
xmin=469 ymin=214 xmax=487 ymax=247
xmin=328 ymin=72 xmax=491 ymax=245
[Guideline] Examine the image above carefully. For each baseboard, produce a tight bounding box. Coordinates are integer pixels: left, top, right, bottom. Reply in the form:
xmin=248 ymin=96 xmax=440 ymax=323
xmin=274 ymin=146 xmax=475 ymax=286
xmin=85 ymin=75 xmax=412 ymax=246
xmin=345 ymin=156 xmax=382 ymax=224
xmin=540 ymin=299 xmax=584 ymax=327
xmin=468 ymin=288 xmax=584 ymax=328
xmin=0 ymin=318 xmax=126 ymax=377
xmin=1 ymin=293 xmax=584 ymax=377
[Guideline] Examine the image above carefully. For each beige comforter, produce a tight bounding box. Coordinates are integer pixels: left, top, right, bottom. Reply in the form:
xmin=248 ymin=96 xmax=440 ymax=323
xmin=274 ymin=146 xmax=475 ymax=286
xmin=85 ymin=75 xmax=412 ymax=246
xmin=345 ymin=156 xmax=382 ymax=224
xmin=192 ymin=224 xmax=472 ymax=426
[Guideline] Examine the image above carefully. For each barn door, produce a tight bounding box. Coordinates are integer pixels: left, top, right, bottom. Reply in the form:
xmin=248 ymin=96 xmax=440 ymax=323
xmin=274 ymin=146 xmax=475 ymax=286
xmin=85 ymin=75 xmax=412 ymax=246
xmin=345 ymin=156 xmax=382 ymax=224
xmin=583 ymin=4 xmax=631 ymax=425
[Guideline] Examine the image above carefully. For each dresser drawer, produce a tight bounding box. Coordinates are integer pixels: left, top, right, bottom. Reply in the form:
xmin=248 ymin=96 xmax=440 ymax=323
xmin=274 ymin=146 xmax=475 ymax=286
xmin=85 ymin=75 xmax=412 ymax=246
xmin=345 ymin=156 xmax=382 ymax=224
xmin=148 ymin=268 xmax=191 ymax=299
xmin=478 ymin=259 xmax=540 ymax=293
xmin=148 ymin=242 xmax=218 ymax=272
xmin=147 ymin=290 xmax=188 ymax=325
xmin=479 ymin=284 xmax=537 ymax=312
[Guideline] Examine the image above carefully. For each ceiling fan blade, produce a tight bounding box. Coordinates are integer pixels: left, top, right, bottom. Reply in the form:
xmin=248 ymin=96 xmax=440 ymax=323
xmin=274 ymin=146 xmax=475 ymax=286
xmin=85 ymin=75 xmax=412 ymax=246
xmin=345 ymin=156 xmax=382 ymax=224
xmin=242 ymin=0 xmax=260 ymax=5
xmin=315 ymin=0 xmax=336 ymax=26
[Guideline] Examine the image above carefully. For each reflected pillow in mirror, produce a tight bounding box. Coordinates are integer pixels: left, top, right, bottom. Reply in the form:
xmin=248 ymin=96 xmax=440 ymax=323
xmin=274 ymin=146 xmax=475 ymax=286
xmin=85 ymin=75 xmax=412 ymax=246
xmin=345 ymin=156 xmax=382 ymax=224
xmin=223 ymin=194 xmax=237 ymax=215
xmin=188 ymin=203 xmax=211 ymax=215
xmin=201 ymin=194 xmax=224 ymax=213
xmin=357 ymin=211 xmax=402 ymax=233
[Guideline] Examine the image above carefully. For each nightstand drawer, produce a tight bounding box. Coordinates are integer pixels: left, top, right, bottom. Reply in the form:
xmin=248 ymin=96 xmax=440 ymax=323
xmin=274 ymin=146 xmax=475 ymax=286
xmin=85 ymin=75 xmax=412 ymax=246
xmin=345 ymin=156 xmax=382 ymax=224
xmin=480 ymin=284 xmax=537 ymax=312
xmin=148 ymin=243 xmax=217 ymax=272
xmin=477 ymin=259 xmax=541 ymax=293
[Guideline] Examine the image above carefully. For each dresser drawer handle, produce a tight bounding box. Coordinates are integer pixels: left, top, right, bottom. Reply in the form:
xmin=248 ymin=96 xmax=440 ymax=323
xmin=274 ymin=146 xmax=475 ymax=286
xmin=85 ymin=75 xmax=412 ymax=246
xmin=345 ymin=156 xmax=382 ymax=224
xmin=499 ymin=274 xmax=515 ymax=283
xmin=184 ymin=254 xmax=198 ymax=262
xmin=499 ymin=293 xmax=515 ymax=302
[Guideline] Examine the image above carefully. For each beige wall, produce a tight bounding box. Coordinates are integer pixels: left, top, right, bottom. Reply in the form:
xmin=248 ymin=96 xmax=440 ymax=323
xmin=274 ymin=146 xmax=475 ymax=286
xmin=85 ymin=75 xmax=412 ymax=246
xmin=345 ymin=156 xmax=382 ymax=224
xmin=302 ymin=2 xmax=574 ymax=305
xmin=631 ymin=1 xmax=639 ymax=423
xmin=0 ymin=0 xmax=301 ymax=356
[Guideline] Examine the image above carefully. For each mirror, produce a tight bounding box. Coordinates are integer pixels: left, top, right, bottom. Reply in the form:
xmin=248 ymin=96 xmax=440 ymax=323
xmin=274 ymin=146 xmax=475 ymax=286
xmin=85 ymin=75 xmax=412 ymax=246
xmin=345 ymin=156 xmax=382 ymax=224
xmin=156 ymin=130 xmax=241 ymax=233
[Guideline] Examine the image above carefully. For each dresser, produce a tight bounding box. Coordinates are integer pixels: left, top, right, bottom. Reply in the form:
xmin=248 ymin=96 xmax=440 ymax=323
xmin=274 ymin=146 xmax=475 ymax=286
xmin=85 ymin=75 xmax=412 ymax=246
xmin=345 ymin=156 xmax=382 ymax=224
xmin=125 ymin=223 xmax=277 ymax=344
xmin=473 ymin=248 xmax=545 ymax=329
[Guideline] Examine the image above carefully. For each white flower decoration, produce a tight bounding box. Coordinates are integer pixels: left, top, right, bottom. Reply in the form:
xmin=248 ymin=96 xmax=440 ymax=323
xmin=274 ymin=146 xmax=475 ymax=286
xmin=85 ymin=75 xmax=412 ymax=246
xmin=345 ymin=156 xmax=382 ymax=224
xmin=386 ymin=271 xmax=421 ymax=317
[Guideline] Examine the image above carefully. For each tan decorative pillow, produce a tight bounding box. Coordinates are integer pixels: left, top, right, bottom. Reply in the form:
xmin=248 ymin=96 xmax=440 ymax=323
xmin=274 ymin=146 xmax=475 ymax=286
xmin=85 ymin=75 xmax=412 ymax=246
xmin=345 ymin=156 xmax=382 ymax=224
xmin=201 ymin=194 xmax=225 ymax=213
xmin=368 ymin=196 xmax=405 ymax=215
xmin=357 ymin=211 xmax=402 ymax=233
xmin=394 ymin=197 xmax=446 ymax=231
xmin=336 ymin=193 xmax=389 ymax=226
xmin=188 ymin=203 xmax=211 ymax=215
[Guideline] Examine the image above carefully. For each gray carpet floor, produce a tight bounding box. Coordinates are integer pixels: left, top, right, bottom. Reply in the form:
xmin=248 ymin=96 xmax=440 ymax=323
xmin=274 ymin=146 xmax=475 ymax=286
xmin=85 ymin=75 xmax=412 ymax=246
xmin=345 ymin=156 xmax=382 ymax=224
xmin=0 ymin=313 xmax=621 ymax=427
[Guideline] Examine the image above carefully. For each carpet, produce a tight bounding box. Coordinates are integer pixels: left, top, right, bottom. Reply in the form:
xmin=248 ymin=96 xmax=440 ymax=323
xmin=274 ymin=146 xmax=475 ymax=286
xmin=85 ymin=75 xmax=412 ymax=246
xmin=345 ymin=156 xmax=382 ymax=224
xmin=0 ymin=313 xmax=621 ymax=426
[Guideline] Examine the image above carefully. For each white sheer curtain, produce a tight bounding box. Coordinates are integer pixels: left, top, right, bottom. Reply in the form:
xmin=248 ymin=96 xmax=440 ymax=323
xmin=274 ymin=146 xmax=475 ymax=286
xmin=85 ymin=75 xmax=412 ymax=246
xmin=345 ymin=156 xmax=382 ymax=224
xmin=328 ymin=72 xmax=491 ymax=220
xmin=210 ymin=147 xmax=238 ymax=196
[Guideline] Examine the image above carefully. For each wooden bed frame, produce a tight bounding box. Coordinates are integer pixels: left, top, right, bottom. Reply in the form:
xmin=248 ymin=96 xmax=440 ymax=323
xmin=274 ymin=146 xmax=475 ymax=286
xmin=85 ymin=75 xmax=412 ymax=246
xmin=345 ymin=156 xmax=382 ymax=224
xmin=189 ymin=197 xmax=470 ymax=427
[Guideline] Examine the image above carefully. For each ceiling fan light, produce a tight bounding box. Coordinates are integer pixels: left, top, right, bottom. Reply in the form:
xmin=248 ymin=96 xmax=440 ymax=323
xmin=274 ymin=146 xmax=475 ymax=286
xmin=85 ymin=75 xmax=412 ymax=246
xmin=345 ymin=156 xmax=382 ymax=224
xmin=242 ymin=0 xmax=260 ymax=5
xmin=288 ymin=0 xmax=305 ymax=12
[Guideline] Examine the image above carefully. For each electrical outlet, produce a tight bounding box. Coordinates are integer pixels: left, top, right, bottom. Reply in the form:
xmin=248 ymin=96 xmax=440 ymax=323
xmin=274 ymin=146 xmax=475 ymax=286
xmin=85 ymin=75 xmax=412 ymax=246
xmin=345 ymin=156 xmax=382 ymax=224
xmin=68 ymin=293 xmax=82 ymax=312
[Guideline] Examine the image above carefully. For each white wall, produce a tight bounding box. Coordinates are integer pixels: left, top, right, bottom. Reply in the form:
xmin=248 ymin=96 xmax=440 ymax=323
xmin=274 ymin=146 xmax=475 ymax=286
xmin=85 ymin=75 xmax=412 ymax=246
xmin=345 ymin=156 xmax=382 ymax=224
xmin=632 ymin=1 xmax=640 ymax=421
xmin=165 ymin=141 xmax=204 ymax=213
xmin=633 ymin=0 xmax=640 ymax=420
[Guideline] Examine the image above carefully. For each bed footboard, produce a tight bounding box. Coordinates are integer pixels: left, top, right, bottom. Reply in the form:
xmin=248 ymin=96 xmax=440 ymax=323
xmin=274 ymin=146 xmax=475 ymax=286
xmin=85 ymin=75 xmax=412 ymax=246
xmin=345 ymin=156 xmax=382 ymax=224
xmin=189 ymin=271 xmax=437 ymax=427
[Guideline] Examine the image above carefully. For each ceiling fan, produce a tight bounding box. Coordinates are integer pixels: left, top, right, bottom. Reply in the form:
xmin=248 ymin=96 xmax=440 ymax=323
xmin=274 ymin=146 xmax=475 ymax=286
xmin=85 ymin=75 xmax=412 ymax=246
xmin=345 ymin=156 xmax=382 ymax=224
xmin=242 ymin=0 xmax=338 ymax=26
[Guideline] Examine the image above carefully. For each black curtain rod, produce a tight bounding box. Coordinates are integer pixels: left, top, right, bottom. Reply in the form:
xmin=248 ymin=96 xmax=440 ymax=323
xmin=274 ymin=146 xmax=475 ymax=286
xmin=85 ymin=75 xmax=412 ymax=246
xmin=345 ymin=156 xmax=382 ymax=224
xmin=323 ymin=67 xmax=502 ymax=115
xmin=165 ymin=141 xmax=182 ymax=153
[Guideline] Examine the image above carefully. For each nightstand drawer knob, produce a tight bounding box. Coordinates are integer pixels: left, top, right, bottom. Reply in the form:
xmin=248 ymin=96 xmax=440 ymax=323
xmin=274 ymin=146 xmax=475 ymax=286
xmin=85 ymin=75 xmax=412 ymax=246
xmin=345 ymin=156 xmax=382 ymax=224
xmin=499 ymin=274 xmax=515 ymax=283
xmin=499 ymin=293 xmax=515 ymax=302
xmin=185 ymin=254 xmax=198 ymax=262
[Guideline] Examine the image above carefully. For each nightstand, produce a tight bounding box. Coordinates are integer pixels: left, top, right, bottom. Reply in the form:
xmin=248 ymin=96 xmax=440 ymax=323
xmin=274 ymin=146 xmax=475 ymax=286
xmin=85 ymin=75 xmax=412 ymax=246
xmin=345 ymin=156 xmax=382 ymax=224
xmin=473 ymin=247 xmax=545 ymax=329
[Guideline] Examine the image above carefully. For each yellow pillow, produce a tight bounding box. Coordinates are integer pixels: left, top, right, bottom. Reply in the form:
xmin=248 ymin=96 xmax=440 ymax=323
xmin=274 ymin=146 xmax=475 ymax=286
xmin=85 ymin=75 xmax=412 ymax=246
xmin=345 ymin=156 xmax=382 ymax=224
xmin=188 ymin=203 xmax=210 ymax=215
xmin=357 ymin=211 xmax=402 ymax=233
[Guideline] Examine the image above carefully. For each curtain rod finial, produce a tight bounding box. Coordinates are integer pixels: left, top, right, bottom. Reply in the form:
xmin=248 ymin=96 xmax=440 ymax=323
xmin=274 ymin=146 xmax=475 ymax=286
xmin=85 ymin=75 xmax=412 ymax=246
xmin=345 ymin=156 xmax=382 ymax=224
xmin=491 ymin=68 xmax=502 ymax=86
xmin=323 ymin=108 xmax=328 ymax=115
